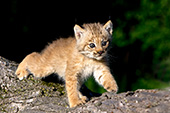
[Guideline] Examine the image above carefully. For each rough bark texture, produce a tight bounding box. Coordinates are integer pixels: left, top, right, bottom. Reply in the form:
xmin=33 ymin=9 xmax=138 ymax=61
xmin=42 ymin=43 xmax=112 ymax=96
xmin=1 ymin=56 xmax=170 ymax=113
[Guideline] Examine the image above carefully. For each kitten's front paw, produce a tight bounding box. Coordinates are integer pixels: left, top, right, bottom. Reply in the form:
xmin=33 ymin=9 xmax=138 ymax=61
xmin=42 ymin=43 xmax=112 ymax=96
xmin=15 ymin=68 xmax=29 ymax=80
xmin=104 ymin=81 xmax=118 ymax=93
xmin=70 ymin=99 xmax=86 ymax=108
xmin=80 ymin=95 xmax=88 ymax=103
xmin=78 ymin=92 xmax=88 ymax=103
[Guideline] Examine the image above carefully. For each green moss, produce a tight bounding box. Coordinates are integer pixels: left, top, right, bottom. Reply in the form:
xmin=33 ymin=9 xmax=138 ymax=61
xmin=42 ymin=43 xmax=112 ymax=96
xmin=41 ymin=81 xmax=65 ymax=96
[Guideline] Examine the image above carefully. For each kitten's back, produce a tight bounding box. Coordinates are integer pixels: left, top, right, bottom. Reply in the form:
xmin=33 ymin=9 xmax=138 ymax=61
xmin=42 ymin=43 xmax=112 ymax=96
xmin=41 ymin=37 xmax=76 ymax=60
xmin=40 ymin=37 xmax=76 ymax=77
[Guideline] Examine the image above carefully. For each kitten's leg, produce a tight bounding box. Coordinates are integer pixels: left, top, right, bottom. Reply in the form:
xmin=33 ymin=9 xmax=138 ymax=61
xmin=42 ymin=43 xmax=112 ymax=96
xmin=65 ymin=70 xmax=86 ymax=108
xmin=15 ymin=52 xmax=50 ymax=80
xmin=94 ymin=65 xmax=118 ymax=93
xmin=15 ymin=52 xmax=37 ymax=80
xmin=77 ymin=81 xmax=88 ymax=103
xmin=15 ymin=60 xmax=29 ymax=80
xmin=78 ymin=91 xmax=88 ymax=103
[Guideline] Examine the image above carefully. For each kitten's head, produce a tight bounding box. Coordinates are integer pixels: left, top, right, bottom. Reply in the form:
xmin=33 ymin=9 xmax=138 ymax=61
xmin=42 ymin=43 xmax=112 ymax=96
xmin=74 ymin=20 xmax=113 ymax=60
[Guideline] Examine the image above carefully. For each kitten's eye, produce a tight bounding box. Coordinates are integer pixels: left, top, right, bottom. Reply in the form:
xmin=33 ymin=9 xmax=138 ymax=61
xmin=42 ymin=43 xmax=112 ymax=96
xmin=101 ymin=41 xmax=107 ymax=46
xmin=89 ymin=43 xmax=95 ymax=48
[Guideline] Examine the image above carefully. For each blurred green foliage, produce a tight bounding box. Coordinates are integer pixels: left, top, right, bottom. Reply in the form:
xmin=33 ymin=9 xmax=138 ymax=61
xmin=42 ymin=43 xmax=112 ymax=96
xmin=85 ymin=76 xmax=106 ymax=93
xmin=86 ymin=0 xmax=170 ymax=93
xmin=114 ymin=0 xmax=170 ymax=91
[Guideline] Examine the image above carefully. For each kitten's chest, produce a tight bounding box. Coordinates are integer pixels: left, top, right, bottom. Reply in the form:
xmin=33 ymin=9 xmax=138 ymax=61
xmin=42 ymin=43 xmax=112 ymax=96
xmin=80 ymin=61 xmax=95 ymax=79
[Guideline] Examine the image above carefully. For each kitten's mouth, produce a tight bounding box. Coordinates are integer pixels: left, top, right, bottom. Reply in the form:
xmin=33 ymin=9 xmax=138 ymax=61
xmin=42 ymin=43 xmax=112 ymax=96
xmin=86 ymin=53 xmax=104 ymax=60
xmin=95 ymin=56 xmax=104 ymax=60
xmin=81 ymin=51 xmax=106 ymax=60
xmin=94 ymin=52 xmax=106 ymax=60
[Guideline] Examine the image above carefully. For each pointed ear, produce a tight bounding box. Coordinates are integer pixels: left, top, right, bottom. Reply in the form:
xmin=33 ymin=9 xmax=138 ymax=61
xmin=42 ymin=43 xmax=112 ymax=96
xmin=103 ymin=20 xmax=113 ymax=34
xmin=74 ymin=24 xmax=85 ymax=40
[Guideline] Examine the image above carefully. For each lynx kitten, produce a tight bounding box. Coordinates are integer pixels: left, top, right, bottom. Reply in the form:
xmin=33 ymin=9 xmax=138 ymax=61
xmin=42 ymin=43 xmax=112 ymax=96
xmin=15 ymin=20 xmax=118 ymax=108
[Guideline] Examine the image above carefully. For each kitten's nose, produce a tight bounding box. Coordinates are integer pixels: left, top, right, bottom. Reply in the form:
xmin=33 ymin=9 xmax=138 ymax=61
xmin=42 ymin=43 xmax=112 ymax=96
xmin=97 ymin=51 xmax=104 ymax=55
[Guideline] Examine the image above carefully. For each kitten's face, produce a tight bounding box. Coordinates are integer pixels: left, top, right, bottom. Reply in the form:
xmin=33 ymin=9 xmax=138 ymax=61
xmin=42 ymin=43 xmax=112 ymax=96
xmin=74 ymin=20 xmax=113 ymax=60
xmin=81 ymin=34 xmax=110 ymax=60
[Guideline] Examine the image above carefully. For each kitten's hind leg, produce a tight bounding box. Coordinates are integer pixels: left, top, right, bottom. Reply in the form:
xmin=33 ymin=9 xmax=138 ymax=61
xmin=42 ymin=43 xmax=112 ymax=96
xmin=15 ymin=64 xmax=29 ymax=80
xmin=15 ymin=52 xmax=36 ymax=80
xmin=15 ymin=52 xmax=42 ymax=80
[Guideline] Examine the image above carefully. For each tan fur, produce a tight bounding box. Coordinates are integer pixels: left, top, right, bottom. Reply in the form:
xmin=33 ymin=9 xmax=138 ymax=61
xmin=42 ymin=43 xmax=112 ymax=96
xmin=15 ymin=20 xmax=118 ymax=108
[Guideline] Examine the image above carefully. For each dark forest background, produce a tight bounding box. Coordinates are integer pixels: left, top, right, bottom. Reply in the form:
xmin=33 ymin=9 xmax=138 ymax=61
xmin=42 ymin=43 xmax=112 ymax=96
xmin=1 ymin=0 xmax=170 ymax=93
